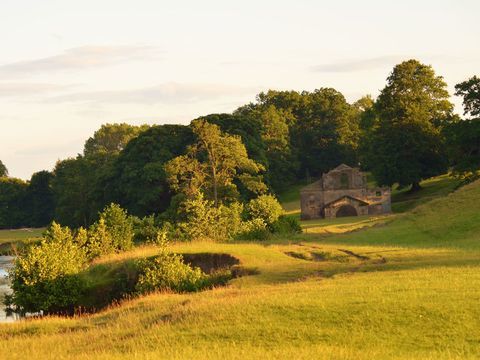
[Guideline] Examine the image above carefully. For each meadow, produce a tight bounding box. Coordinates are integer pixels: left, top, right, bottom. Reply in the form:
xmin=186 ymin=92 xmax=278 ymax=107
xmin=0 ymin=176 xmax=479 ymax=359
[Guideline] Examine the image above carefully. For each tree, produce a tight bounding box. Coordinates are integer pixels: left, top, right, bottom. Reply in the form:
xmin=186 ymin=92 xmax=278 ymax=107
xmin=362 ymin=59 xmax=453 ymax=191
xmin=26 ymin=171 xmax=55 ymax=227
xmin=83 ymin=123 xmax=149 ymax=158
xmin=455 ymin=75 xmax=480 ymax=118
xmin=165 ymin=120 xmax=267 ymax=207
xmin=0 ymin=160 xmax=7 ymax=177
xmin=8 ymin=222 xmax=86 ymax=314
xmin=0 ymin=177 xmax=28 ymax=229
xmin=446 ymin=75 xmax=480 ymax=179
xmin=104 ymin=125 xmax=194 ymax=217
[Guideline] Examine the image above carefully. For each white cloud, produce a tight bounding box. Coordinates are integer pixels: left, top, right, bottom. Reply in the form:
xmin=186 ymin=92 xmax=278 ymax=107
xmin=0 ymin=83 xmax=72 ymax=98
xmin=0 ymin=45 xmax=160 ymax=76
xmin=311 ymin=56 xmax=407 ymax=73
xmin=48 ymin=82 xmax=258 ymax=105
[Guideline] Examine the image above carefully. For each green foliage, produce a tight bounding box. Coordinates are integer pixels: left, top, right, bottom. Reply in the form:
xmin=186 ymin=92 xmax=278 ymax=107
xmin=83 ymin=123 xmax=149 ymax=158
xmin=247 ymin=194 xmax=283 ymax=225
xmin=100 ymin=203 xmax=134 ymax=251
xmin=105 ymin=125 xmax=194 ymax=217
xmin=0 ymin=160 xmax=8 ymax=177
xmin=26 ymin=171 xmax=55 ymax=227
xmin=177 ymin=194 xmax=244 ymax=241
xmin=271 ymin=215 xmax=302 ymax=234
xmin=455 ymin=75 xmax=480 ymax=118
xmin=361 ymin=59 xmax=453 ymax=189
xmin=0 ymin=177 xmax=29 ymax=229
xmin=132 ymin=215 xmax=161 ymax=243
xmin=445 ymin=118 xmax=480 ymax=181
xmin=236 ymin=218 xmax=270 ymax=241
xmin=135 ymin=248 xmax=206 ymax=294
xmin=7 ymin=222 xmax=86 ymax=314
xmin=165 ymin=120 xmax=267 ymax=206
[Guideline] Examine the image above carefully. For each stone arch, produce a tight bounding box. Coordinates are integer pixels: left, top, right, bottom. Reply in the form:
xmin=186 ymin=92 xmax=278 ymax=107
xmin=335 ymin=204 xmax=358 ymax=217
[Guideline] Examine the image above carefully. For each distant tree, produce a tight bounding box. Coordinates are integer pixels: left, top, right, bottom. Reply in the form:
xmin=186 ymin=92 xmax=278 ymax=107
xmin=83 ymin=123 xmax=149 ymax=158
xmin=104 ymin=125 xmax=194 ymax=217
xmin=52 ymin=157 xmax=95 ymax=228
xmin=0 ymin=177 xmax=28 ymax=229
xmin=455 ymin=75 xmax=480 ymax=118
xmin=445 ymin=76 xmax=480 ymax=180
xmin=0 ymin=160 xmax=8 ymax=177
xmin=26 ymin=171 xmax=55 ymax=227
xmin=250 ymin=89 xmax=360 ymax=178
xmin=362 ymin=59 xmax=453 ymax=191
xmin=165 ymin=120 xmax=267 ymax=207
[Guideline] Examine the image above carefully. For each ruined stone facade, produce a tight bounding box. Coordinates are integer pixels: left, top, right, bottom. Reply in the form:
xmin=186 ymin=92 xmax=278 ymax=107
xmin=300 ymin=164 xmax=391 ymax=220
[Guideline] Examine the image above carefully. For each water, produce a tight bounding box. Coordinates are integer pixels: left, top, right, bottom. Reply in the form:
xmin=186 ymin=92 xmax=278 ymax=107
xmin=0 ymin=256 xmax=20 ymax=323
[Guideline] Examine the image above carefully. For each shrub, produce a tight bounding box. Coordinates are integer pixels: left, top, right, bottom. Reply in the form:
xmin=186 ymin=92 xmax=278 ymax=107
xmin=135 ymin=247 xmax=206 ymax=294
xmin=132 ymin=215 xmax=161 ymax=243
xmin=236 ymin=218 xmax=271 ymax=241
xmin=87 ymin=218 xmax=114 ymax=258
xmin=271 ymin=215 xmax=302 ymax=235
xmin=7 ymin=222 xmax=86 ymax=314
xmin=100 ymin=203 xmax=134 ymax=251
xmin=178 ymin=194 xmax=244 ymax=241
xmin=247 ymin=194 xmax=283 ymax=226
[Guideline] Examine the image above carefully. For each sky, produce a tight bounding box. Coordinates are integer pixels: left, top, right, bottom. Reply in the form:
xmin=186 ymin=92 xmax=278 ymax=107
xmin=1 ymin=0 xmax=479 ymax=179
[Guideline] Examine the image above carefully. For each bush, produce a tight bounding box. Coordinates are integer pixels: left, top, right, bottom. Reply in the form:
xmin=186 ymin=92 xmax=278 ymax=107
xmin=100 ymin=203 xmax=134 ymax=251
xmin=271 ymin=215 xmax=302 ymax=235
xmin=236 ymin=218 xmax=271 ymax=241
xmin=132 ymin=215 xmax=161 ymax=243
xmin=178 ymin=194 xmax=244 ymax=241
xmin=247 ymin=195 xmax=283 ymax=226
xmin=135 ymin=248 xmax=206 ymax=294
xmin=7 ymin=222 xmax=86 ymax=314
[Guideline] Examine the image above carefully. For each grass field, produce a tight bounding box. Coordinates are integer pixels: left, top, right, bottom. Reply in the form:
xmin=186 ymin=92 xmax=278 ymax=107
xmin=0 ymin=176 xmax=479 ymax=359
xmin=0 ymin=228 xmax=44 ymax=255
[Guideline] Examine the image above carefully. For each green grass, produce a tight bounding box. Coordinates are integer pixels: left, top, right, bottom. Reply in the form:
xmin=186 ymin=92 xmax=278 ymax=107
xmin=0 ymin=228 xmax=44 ymax=254
xmin=1 ymin=176 xmax=479 ymax=359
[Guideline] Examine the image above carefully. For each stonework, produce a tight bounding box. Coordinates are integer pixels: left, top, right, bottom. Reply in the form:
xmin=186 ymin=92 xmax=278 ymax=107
xmin=300 ymin=164 xmax=391 ymax=220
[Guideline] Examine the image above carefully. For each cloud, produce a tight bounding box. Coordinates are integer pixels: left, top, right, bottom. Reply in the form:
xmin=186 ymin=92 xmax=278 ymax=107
xmin=0 ymin=83 xmax=72 ymax=98
xmin=0 ymin=45 xmax=160 ymax=76
xmin=311 ymin=55 xmax=406 ymax=73
xmin=48 ymin=82 xmax=258 ymax=105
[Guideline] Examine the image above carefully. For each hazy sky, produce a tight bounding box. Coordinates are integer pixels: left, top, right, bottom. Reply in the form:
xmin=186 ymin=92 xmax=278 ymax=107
xmin=1 ymin=0 xmax=479 ymax=179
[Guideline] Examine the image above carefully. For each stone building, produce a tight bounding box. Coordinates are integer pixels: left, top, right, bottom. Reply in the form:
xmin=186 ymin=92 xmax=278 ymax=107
xmin=300 ymin=164 xmax=391 ymax=220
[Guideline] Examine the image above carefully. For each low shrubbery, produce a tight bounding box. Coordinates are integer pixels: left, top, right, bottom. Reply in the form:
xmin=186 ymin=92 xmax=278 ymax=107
xmin=6 ymin=223 xmax=87 ymax=314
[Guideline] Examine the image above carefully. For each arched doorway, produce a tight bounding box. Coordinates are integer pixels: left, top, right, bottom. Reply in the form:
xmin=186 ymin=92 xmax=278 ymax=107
xmin=336 ymin=204 xmax=357 ymax=217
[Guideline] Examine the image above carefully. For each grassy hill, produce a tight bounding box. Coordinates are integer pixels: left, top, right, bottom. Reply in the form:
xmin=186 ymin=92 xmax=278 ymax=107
xmin=1 ymin=176 xmax=479 ymax=359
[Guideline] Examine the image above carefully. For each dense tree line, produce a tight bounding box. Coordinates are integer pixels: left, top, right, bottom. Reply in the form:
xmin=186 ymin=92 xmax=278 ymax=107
xmin=1 ymin=60 xmax=479 ymax=229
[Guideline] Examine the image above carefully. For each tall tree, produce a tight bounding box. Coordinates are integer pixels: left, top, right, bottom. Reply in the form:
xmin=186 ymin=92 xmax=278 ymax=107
xmin=26 ymin=171 xmax=55 ymax=227
xmin=0 ymin=160 xmax=8 ymax=177
xmin=83 ymin=123 xmax=149 ymax=158
xmin=165 ymin=120 xmax=267 ymax=207
xmin=363 ymin=59 xmax=453 ymax=190
xmin=455 ymin=75 xmax=480 ymax=118
xmin=445 ymin=75 xmax=480 ymax=179
xmin=103 ymin=125 xmax=194 ymax=217
xmin=0 ymin=177 xmax=28 ymax=229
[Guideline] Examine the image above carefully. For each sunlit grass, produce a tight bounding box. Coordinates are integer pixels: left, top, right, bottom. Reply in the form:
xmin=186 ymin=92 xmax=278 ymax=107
xmin=0 ymin=176 xmax=479 ymax=359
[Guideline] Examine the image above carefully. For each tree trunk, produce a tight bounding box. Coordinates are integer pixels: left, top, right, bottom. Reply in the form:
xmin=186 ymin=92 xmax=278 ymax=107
xmin=212 ymin=167 xmax=218 ymax=208
xmin=409 ymin=181 xmax=422 ymax=192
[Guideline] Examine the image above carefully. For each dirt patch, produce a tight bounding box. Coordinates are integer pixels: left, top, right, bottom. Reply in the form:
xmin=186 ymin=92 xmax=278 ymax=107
xmin=181 ymin=253 xmax=240 ymax=274
xmin=337 ymin=249 xmax=370 ymax=261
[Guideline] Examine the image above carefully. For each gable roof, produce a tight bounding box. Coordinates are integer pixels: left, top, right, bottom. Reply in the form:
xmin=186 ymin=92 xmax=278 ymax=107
xmin=330 ymin=163 xmax=352 ymax=172
xmin=323 ymin=195 xmax=369 ymax=208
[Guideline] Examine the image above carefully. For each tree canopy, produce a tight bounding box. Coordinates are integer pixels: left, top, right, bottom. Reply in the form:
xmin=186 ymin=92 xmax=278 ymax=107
xmin=361 ymin=59 xmax=453 ymax=190
xmin=165 ymin=120 xmax=267 ymax=206
xmin=0 ymin=160 xmax=8 ymax=177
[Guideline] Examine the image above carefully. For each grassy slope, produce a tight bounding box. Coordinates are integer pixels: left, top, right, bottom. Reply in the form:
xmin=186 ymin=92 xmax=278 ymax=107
xmin=1 ymin=176 xmax=480 ymax=359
